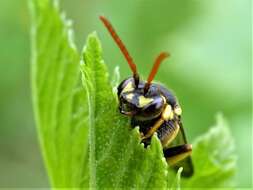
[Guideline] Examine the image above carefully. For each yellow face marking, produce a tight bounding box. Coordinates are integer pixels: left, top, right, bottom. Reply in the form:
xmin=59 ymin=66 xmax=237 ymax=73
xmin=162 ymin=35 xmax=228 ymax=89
xmin=138 ymin=96 xmax=153 ymax=107
xmin=122 ymin=82 xmax=134 ymax=93
xmin=126 ymin=93 xmax=134 ymax=101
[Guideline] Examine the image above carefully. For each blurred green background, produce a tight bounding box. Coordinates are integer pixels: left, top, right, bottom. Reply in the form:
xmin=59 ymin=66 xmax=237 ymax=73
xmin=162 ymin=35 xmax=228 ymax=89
xmin=0 ymin=0 xmax=251 ymax=188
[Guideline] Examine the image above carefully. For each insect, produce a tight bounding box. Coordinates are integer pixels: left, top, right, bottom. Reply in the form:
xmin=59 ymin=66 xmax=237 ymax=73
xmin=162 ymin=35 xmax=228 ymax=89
xmin=100 ymin=16 xmax=194 ymax=177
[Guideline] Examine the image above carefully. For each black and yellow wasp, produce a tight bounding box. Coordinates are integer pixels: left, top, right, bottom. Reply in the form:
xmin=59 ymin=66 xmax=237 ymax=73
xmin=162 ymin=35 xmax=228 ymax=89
xmin=100 ymin=16 xmax=193 ymax=177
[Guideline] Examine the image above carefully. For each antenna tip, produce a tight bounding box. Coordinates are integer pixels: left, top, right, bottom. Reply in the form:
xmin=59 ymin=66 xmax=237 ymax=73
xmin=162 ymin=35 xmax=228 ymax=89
xmin=99 ymin=15 xmax=105 ymax=21
xmin=160 ymin=52 xmax=170 ymax=58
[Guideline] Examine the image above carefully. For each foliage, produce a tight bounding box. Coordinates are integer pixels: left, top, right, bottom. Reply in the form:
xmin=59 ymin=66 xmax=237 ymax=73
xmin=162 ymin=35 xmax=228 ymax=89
xmin=30 ymin=0 xmax=87 ymax=187
xmin=181 ymin=114 xmax=236 ymax=189
xmin=30 ymin=0 xmax=236 ymax=189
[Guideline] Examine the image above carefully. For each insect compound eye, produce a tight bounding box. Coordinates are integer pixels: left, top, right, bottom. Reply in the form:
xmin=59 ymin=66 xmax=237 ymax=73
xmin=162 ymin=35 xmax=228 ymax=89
xmin=119 ymin=94 xmax=137 ymax=115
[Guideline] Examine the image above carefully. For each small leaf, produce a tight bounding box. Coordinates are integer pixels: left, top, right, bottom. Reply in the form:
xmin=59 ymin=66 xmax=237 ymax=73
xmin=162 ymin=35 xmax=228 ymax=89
xmin=181 ymin=114 xmax=237 ymax=188
xmin=80 ymin=34 xmax=171 ymax=189
xmin=30 ymin=0 xmax=88 ymax=187
xmin=168 ymin=167 xmax=183 ymax=190
xmin=111 ymin=66 xmax=120 ymax=94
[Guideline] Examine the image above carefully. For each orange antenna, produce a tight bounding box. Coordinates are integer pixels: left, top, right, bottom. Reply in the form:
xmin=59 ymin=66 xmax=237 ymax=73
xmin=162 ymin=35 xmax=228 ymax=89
xmin=99 ymin=16 xmax=139 ymax=85
xmin=144 ymin=52 xmax=170 ymax=93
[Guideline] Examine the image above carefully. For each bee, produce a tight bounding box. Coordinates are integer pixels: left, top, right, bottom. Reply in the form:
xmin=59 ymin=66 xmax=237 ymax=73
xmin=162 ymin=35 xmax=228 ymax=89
xmin=100 ymin=16 xmax=193 ymax=177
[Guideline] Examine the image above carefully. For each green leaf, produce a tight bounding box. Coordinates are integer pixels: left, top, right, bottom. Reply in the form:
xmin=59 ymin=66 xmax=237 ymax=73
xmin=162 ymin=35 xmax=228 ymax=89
xmin=30 ymin=0 xmax=236 ymax=189
xmin=111 ymin=66 xmax=120 ymax=94
xmin=168 ymin=167 xmax=183 ymax=190
xmin=181 ymin=114 xmax=237 ymax=189
xmin=30 ymin=0 xmax=88 ymax=187
xmin=80 ymin=33 xmax=171 ymax=189
xmin=30 ymin=0 xmax=173 ymax=188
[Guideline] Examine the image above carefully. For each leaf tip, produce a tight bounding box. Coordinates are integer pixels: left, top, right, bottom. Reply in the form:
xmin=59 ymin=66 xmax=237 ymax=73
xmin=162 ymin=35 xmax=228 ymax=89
xmin=81 ymin=31 xmax=102 ymax=57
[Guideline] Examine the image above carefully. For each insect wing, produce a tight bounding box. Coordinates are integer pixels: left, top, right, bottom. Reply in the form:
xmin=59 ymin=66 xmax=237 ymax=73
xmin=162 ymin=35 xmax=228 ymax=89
xmin=170 ymin=120 xmax=194 ymax=177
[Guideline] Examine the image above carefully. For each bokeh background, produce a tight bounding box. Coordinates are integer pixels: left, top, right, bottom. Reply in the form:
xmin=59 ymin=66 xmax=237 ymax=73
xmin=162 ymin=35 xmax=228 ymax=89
xmin=0 ymin=0 xmax=251 ymax=188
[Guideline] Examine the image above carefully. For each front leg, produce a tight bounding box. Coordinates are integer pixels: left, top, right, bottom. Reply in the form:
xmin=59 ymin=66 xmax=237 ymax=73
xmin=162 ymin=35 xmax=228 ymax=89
xmin=141 ymin=104 xmax=173 ymax=140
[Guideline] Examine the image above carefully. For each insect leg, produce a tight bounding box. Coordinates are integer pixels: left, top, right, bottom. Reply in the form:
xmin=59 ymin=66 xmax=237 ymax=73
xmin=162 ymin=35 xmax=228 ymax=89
xmin=141 ymin=104 xmax=173 ymax=140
